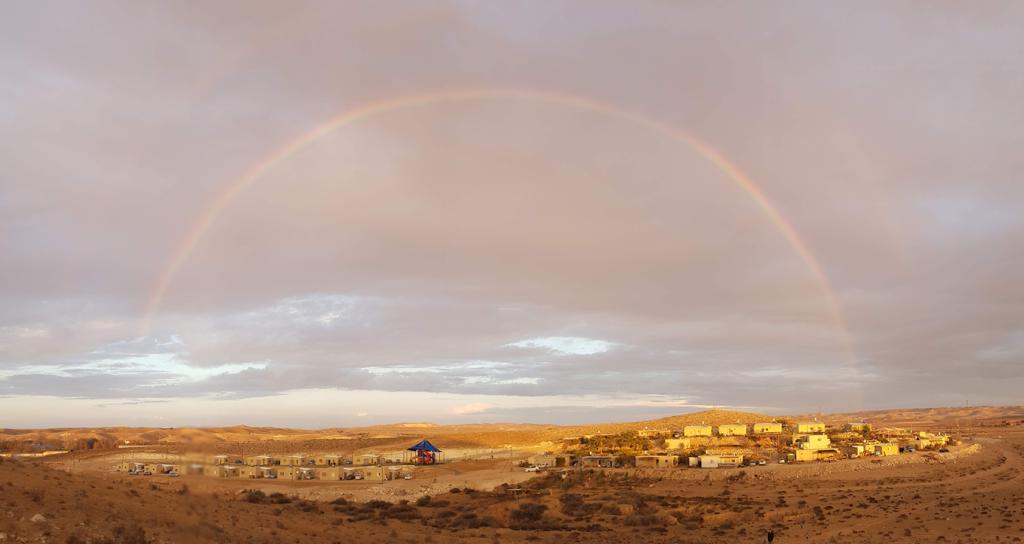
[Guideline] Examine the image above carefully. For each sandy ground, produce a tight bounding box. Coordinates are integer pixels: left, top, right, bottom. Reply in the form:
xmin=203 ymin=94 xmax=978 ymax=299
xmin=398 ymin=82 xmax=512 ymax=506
xmin=4 ymin=420 xmax=1024 ymax=543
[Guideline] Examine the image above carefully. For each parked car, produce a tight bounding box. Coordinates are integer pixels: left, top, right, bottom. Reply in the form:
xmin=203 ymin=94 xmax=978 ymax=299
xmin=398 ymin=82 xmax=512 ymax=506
xmin=524 ymin=465 xmax=542 ymax=472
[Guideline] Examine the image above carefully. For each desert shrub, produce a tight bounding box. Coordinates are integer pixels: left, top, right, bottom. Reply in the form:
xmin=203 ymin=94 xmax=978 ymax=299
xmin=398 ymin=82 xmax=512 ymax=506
xmin=449 ymin=487 xmax=462 ymax=493
xmin=65 ymin=535 xmax=85 ymax=544
xmin=726 ymin=470 xmax=747 ymax=482
xmin=601 ymin=503 xmax=622 ymax=516
xmin=268 ymin=492 xmax=292 ymax=504
xmin=382 ymin=503 xmax=421 ymax=521
xmin=366 ymin=499 xmax=391 ymax=509
xmin=243 ymin=490 xmax=267 ymax=504
xmin=26 ymin=488 xmax=44 ymax=503
xmin=509 ymin=502 xmax=561 ymax=530
xmin=559 ymin=493 xmax=600 ymax=518
xmin=93 ymin=525 xmax=148 ymax=544
xmin=415 ymin=495 xmax=431 ymax=507
xmin=330 ymin=497 xmax=348 ymax=505
xmin=623 ymin=514 xmax=658 ymax=527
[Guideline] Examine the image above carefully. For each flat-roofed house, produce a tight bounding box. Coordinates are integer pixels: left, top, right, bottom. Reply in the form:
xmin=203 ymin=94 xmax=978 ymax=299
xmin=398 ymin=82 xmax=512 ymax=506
xmin=527 ymin=453 xmax=575 ymax=467
xmin=797 ymin=422 xmax=826 ymax=433
xmin=635 ymin=455 xmax=678 ymax=468
xmin=794 ymin=448 xmax=818 ymax=462
xmin=353 ymin=453 xmax=380 ymax=466
xmin=683 ymin=425 xmax=713 ymax=437
xmin=874 ymin=443 xmax=899 ymax=456
xmin=246 ymin=455 xmax=274 ymax=466
xmin=283 ymin=454 xmax=308 ymax=466
xmin=316 ymin=454 xmax=342 ymax=466
xmin=798 ymin=434 xmax=831 ymax=450
xmin=753 ymin=422 xmax=783 ymax=434
xmin=717 ymin=424 xmax=747 ymax=436
xmin=316 ymin=467 xmax=342 ymax=480
xmin=699 ymin=454 xmax=742 ymax=468
xmin=580 ymin=455 xmax=615 ymax=468
xmin=239 ymin=466 xmax=262 ymax=479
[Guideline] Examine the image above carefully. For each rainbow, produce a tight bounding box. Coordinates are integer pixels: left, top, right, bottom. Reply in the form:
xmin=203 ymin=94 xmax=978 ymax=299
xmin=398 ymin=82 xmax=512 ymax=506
xmin=142 ymin=88 xmax=852 ymax=364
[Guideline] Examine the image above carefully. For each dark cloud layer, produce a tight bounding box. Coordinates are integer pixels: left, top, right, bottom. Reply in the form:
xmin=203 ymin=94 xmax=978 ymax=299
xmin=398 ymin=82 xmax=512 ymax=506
xmin=1 ymin=2 xmax=1022 ymax=425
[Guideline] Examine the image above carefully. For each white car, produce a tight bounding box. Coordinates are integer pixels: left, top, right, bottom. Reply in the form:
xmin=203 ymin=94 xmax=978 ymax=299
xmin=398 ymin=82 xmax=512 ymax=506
xmin=524 ymin=465 xmax=542 ymax=472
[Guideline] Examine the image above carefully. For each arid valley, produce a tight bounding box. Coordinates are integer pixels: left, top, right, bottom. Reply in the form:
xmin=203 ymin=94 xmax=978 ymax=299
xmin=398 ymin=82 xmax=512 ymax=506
xmin=4 ymin=406 xmax=1024 ymax=543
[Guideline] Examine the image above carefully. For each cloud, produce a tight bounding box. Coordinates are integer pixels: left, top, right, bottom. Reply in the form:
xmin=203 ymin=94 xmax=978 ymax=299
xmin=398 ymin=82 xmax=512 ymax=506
xmin=506 ymin=337 xmax=617 ymax=356
xmin=449 ymin=402 xmax=492 ymax=416
xmin=1 ymin=2 xmax=1023 ymax=424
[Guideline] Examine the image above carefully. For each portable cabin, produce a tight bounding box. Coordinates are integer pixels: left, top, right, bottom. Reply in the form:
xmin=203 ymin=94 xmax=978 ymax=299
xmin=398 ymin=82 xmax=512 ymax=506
xmin=753 ymin=422 xmax=783 ymax=434
xmin=580 ymin=455 xmax=615 ymax=468
xmin=699 ymin=454 xmax=742 ymax=468
xmin=247 ymin=455 xmax=274 ymax=466
xmin=797 ymin=422 xmax=826 ymax=433
xmin=635 ymin=455 xmax=678 ymax=468
xmin=717 ymin=424 xmax=748 ymax=436
xmin=353 ymin=453 xmax=380 ymax=466
xmin=316 ymin=454 xmax=342 ymax=466
xmin=874 ymin=443 xmax=899 ymax=456
xmin=683 ymin=425 xmax=713 ymax=437
xmin=798 ymin=434 xmax=831 ymax=450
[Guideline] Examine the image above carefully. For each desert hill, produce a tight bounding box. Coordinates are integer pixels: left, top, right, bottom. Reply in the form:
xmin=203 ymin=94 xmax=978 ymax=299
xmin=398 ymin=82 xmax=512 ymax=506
xmin=4 ymin=406 xmax=1023 ymax=453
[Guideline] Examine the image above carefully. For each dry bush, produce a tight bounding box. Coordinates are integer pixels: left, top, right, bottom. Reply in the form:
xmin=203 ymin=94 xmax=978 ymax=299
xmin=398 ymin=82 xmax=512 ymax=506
xmin=509 ymin=502 xmax=561 ymax=530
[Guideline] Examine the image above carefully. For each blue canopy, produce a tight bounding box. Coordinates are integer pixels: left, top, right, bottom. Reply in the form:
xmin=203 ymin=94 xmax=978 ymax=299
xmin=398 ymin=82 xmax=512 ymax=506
xmin=407 ymin=439 xmax=442 ymax=452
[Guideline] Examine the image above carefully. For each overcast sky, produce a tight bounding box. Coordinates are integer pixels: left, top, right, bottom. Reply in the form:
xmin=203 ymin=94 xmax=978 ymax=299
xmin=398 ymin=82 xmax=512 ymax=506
xmin=2 ymin=1 xmax=1022 ymax=427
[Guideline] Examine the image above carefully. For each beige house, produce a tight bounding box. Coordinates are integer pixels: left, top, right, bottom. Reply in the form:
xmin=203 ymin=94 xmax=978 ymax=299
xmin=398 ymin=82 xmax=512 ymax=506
xmin=635 ymin=455 xmax=678 ymax=468
xmin=580 ymin=455 xmax=615 ymax=468
xmin=699 ymin=454 xmax=742 ymax=468
xmin=282 ymin=454 xmax=309 ymax=466
xmin=717 ymin=424 xmax=747 ymax=436
xmin=246 ymin=455 xmax=274 ymax=466
xmin=683 ymin=425 xmax=713 ymax=437
xmin=874 ymin=443 xmax=899 ymax=456
xmin=353 ymin=453 xmax=380 ymax=466
xmin=845 ymin=422 xmax=871 ymax=432
xmin=316 ymin=467 xmax=342 ymax=480
xmin=798 ymin=434 xmax=831 ymax=450
xmin=797 ymin=422 xmax=826 ymax=433
xmin=527 ymin=453 xmax=575 ymax=467
xmin=752 ymin=422 xmax=783 ymax=434
xmin=316 ymin=454 xmax=342 ymax=466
